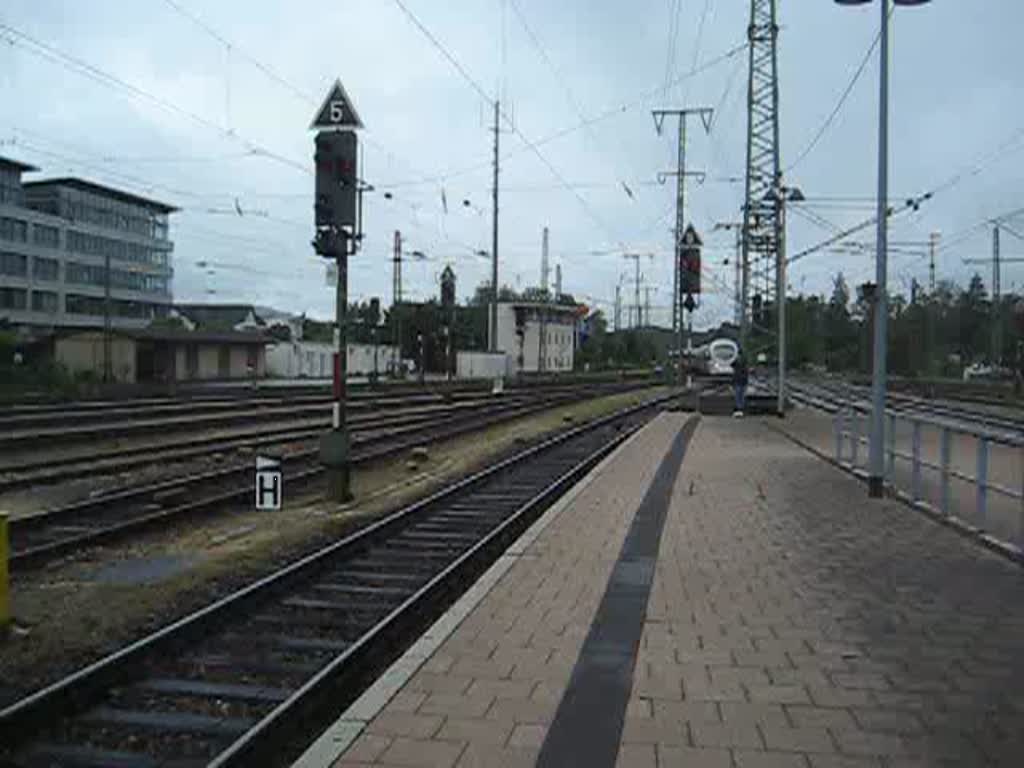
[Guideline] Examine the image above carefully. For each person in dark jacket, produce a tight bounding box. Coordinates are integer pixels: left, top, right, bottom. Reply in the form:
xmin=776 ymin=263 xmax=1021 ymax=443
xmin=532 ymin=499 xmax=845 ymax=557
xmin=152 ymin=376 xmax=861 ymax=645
xmin=732 ymin=350 xmax=749 ymax=416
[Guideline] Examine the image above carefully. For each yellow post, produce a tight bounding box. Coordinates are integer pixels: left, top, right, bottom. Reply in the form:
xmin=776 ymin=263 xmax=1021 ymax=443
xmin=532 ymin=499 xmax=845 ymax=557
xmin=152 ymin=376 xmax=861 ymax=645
xmin=0 ymin=512 xmax=9 ymax=630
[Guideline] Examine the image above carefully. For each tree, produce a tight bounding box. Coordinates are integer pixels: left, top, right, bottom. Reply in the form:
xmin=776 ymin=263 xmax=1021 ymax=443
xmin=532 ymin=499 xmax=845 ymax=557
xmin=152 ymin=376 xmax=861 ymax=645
xmin=824 ymin=273 xmax=857 ymax=371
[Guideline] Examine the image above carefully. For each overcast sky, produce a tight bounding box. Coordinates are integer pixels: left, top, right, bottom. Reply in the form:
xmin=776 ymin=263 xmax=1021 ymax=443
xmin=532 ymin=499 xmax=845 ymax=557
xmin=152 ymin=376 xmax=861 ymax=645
xmin=1 ymin=1 xmax=1022 ymax=329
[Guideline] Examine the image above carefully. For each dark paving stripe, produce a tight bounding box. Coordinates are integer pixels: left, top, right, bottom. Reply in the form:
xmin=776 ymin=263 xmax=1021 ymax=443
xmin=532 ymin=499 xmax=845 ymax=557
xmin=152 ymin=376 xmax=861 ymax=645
xmin=537 ymin=416 xmax=698 ymax=768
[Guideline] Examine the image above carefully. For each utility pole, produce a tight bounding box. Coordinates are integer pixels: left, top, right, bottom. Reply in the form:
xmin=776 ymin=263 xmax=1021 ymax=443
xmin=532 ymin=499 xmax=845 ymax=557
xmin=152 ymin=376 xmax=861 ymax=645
xmin=392 ymin=230 xmax=402 ymax=377
xmin=714 ymin=221 xmax=744 ymax=327
xmin=964 ymin=222 xmax=1024 ymax=369
xmin=555 ymin=264 xmax=562 ymax=296
xmin=927 ymin=231 xmax=940 ymax=377
xmin=539 ymin=226 xmax=549 ymax=373
xmin=644 ymin=286 xmax=652 ymax=329
xmin=623 ymin=253 xmax=642 ymax=328
xmin=103 ymin=250 xmax=112 ymax=383
xmin=614 ymin=282 xmax=622 ymax=332
xmin=489 ymin=100 xmax=500 ymax=353
xmin=993 ymin=224 xmax=1001 ymax=366
xmin=741 ymin=0 xmax=782 ymax=356
xmin=652 ymin=107 xmax=713 ymax=388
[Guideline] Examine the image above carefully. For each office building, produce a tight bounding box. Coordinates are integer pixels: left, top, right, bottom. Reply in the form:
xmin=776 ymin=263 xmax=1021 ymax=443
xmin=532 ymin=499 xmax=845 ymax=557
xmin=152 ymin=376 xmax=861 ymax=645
xmin=0 ymin=156 xmax=177 ymax=336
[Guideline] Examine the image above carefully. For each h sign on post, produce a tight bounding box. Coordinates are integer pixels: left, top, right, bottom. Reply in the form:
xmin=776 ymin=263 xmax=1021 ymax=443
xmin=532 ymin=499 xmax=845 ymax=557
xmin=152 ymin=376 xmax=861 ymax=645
xmin=255 ymin=456 xmax=282 ymax=510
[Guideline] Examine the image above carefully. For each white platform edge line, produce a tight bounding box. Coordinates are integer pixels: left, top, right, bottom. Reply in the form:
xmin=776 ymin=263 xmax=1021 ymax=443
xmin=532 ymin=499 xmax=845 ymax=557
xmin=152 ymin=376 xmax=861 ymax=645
xmin=290 ymin=415 xmax=658 ymax=768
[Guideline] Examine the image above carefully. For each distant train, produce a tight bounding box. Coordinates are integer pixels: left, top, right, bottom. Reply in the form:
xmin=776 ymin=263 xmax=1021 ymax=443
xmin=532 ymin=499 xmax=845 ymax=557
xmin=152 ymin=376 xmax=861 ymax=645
xmin=688 ymin=338 xmax=740 ymax=377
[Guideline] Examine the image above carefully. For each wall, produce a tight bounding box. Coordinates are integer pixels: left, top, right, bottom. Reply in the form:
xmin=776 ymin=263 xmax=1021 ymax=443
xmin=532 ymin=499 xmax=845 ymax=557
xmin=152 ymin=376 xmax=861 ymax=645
xmin=54 ymin=332 xmax=137 ymax=382
xmin=266 ymin=341 xmax=400 ymax=379
xmin=456 ymin=351 xmax=509 ymax=380
xmin=197 ymin=345 xmax=220 ymax=380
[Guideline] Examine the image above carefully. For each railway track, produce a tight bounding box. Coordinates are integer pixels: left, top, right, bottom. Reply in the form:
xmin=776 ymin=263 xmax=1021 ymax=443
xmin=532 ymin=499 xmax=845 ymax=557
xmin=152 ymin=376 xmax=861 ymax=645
xmin=0 ymin=392 xmax=549 ymax=491
xmin=788 ymin=379 xmax=1023 ymax=437
xmin=6 ymin=384 xmax=644 ymax=572
xmin=0 ymin=395 xmax=667 ymax=768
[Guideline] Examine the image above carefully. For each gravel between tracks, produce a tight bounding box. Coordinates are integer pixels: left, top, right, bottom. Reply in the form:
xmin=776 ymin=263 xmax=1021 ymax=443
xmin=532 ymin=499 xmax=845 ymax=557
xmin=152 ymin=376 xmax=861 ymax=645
xmin=0 ymin=387 xmax=663 ymax=709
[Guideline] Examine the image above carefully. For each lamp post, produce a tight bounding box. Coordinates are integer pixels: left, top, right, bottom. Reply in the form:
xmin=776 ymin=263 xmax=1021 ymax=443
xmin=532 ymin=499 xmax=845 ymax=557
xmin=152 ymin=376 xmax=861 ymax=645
xmin=835 ymin=0 xmax=931 ymax=496
xmin=766 ymin=182 xmax=804 ymax=417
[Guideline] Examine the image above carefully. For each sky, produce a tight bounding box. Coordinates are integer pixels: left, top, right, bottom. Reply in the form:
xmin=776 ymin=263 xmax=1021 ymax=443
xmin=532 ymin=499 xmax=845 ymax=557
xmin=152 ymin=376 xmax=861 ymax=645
xmin=1 ymin=0 xmax=1022 ymax=330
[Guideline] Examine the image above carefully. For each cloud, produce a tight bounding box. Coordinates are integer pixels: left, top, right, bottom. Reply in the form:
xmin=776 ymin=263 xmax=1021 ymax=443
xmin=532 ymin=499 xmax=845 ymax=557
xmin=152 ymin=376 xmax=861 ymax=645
xmin=1 ymin=0 xmax=1021 ymax=328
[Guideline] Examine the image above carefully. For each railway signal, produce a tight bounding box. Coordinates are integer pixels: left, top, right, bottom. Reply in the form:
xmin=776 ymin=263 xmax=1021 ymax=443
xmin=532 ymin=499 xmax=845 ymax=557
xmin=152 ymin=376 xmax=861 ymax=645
xmin=312 ymin=77 xmax=366 ymax=503
xmin=680 ymin=224 xmax=702 ymax=297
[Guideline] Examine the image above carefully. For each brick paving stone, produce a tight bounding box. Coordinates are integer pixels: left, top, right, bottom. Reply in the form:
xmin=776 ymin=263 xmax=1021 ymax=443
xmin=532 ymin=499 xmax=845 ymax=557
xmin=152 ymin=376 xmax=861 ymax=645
xmin=761 ymin=725 xmax=837 ymax=754
xmin=806 ymin=757 xmax=881 ymax=768
xmin=377 ymin=737 xmax=465 ymax=768
xmin=507 ymin=723 xmax=547 ymax=749
xmin=340 ymin=733 xmax=392 ymax=763
xmin=690 ymin=720 xmax=764 ymax=749
xmin=849 ymin=708 xmax=924 ymax=734
xmin=619 ymin=715 xmax=689 ymax=746
xmin=405 ymin=672 xmax=474 ymax=695
xmin=746 ymin=684 xmax=812 ymax=705
xmin=733 ymin=750 xmax=812 ymax=768
xmin=486 ymin=696 xmax=558 ymax=724
xmin=784 ymin=706 xmax=856 ymax=731
xmin=651 ymin=699 xmax=720 ymax=726
xmin=718 ymin=702 xmax=790 ymax=729
xmin=830 ymin=729 xmax=908 ymax=757
xmin=365 ymin=712 xmax=444 ymax=740
xmin=435 ymin=717 xmax=513 ymax=746
xmin=455 ymin=744 xmax=540 ymax=768
xmin=417 ymin=693 xmax=495 ymax=719
xmin=615 ymin=743 xmax=657 ymax=768
xmin=656 ymin=745 xmax=732 ymax=768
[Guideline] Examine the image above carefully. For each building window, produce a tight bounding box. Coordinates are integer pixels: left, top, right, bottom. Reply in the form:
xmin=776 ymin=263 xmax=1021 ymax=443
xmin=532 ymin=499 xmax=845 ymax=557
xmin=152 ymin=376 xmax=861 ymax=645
xmin=0 ymin=251 xmax=28 ymax=277
xmin=0 ymin=287 xmax=27 ymax=310
xmin=0 ymin=217 xmax=28 ymax=243
xmin=65 ymin=293 xmax=105 ymax=316
xmin=31 ymin=290 xmax=58 ymax=314
xmin=33 ymin=257 xmax=60 ymax=281
xmin=66 ymin=261 xmax=106 ymax=287
xmin=33 ymin=224 xmax=60 ymax=248
xmin=67 ymin=229 xmax=168 ymax=267
xmin=0 ymin=171 xmax=24 ymax=206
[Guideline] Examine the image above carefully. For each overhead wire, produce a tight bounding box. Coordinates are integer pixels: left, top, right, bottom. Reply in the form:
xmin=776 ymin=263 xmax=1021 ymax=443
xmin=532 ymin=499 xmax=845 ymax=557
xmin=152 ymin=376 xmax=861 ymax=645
xmin=0 ymin=18 xmax=311 ymax=176
xmin=785 ymin=9 xmax=887 ymax=173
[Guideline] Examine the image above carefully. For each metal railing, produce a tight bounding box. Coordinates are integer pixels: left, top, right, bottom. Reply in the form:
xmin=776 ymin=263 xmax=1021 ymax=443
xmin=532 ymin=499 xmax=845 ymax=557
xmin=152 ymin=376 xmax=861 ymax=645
xmin=832 ymin=398 xmax=1024 ymax=554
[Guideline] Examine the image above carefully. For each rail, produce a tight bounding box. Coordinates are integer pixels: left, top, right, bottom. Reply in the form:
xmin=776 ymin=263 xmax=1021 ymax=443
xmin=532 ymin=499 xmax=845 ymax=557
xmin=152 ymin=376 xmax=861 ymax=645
xmin=831 ymin=397 xmax=1024 ymax=556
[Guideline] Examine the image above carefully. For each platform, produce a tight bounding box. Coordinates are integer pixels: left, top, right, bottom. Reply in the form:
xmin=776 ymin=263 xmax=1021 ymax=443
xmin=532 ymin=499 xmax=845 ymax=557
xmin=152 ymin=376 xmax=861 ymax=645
xmin=296 ymin=413 xmax=1024 ymax=768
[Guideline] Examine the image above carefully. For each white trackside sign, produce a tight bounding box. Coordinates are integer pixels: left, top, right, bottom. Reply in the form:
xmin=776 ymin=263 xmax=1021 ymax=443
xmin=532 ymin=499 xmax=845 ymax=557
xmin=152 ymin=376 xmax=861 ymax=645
xmin=255 ymin=456 xmax=282 ymax=510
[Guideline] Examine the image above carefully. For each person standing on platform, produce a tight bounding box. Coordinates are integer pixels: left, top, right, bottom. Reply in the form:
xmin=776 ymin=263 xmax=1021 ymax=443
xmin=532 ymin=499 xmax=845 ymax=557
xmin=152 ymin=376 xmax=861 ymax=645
xmin=732 ymin=349 xmax=749 ymax=417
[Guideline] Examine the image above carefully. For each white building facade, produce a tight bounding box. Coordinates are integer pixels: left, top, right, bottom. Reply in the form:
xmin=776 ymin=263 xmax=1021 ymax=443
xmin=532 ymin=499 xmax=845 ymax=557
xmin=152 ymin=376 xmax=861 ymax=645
xmin=495 ymin=301 xmax=577 ymax=374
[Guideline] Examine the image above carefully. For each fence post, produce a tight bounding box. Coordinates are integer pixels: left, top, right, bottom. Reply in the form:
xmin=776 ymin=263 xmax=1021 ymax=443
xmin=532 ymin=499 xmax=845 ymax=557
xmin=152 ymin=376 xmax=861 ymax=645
xmin=976 ymin=437 xmax=989 ymax=531
xmin=834 ymin=408 xmax=844 ymax=463
xmin=1019 ymin=445 xmax=1024 ymax=549
xmin=0 ymin=512 xmax=8 ymax=631
xmin=911 ymin=420 xmax=922 ymax=502
xmin=851 ymin=409 xmax=860 ymax=469
xmin=940 ymin=427 xmax=952 ymax=516
xmin=886 ymin=412 xmax=897 ymax=481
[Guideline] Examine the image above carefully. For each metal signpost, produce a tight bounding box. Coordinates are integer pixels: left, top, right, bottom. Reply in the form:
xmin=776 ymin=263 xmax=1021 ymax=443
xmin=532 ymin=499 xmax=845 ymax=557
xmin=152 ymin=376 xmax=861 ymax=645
xmin=311 ymin=79 xmax=365 ymax=502
xmin=681 ymin=224 xmax=702 ymax=393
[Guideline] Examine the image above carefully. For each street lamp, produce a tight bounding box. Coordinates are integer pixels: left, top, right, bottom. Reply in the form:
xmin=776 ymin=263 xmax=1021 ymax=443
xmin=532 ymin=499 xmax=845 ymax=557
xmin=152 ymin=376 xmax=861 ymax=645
xmin=765 ymin=183 xmax=804 ymax=417
xmin=835 ymin=0 xmax=931 ymax=497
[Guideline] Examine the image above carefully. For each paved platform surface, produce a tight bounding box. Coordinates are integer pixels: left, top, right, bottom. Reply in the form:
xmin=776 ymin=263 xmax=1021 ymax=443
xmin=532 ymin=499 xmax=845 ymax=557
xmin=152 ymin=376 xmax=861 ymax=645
xmin=314 ymin=414 xmax=1024 ymax=768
